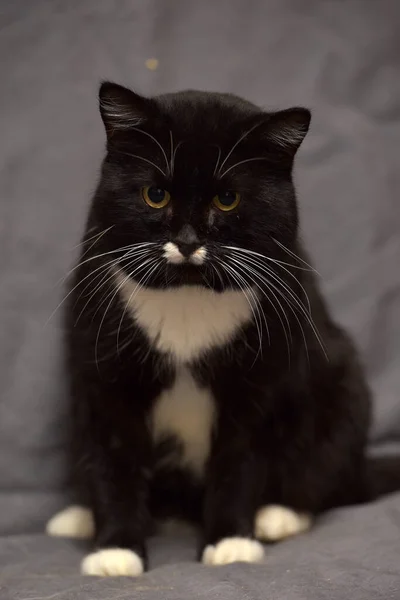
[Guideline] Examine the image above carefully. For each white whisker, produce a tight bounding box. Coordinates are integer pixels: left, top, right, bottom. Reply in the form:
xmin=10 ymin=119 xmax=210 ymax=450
xmin=169 ymin=130 xmax=174 ymax=176
xmin=130 ymin=127 xmax=170 ymax=175
xmin=74 ymin=247 xmax=154 ymax=303
xmin=272 ymin=238 xmax=319 ymax=274
xmin=217 ymin=260 xmax=265 ymax=361
xmin=212 ymin=145 xmax=222 ymax=177
xmin=223 ymin=245 xmax=315 ymax=272
xmin=219 ymin=157 xmax=269 ymax=179
xmin=112 ymin=148 xmax=167 ymax=177
xmin=232 ymin=252 xmax=327 ymax=360
xmin=228 ymin=256 xmax=291 ymax=362
xmin=74 ymin=249 xmax=158 ymax=326
xmin=228 ymin=247 xmax=312 ymax=315
xmin=171 ymin=139 xmax=183 ymax=176
xmin=256 ymin=272 xmax=310 ymax=365
xmin=47 ymin=244 xmax=156 ymax=326
xmin=210 ymin=262 xmax=225 ymax=290
xmin=94 ymin=257 xmax=158 ymax=370
xmin=59 ymin=242 xmax=156 ymax=286
xmin=71 ymin=226 xmax=114 ymax=254
xmin=116 ymin=259 xmax=162 ymax=352
xmin=218 ymin=122 xmax=263 ymax=177
xmin=231 ymin=254 xmax=308 ymax=363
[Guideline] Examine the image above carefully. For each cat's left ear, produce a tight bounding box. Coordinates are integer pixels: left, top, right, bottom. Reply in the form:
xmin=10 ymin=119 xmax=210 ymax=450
xmin=99 ymin=81 xmax=158 ymax=138
xmin=262 ymin=108 xmax=311 ymax=157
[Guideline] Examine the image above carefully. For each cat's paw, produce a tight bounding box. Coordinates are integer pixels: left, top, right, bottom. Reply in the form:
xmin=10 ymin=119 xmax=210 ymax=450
xmin=202 ymin=537 xmax=264 ymax=566
xmin=46 ymin=505 xmax=95 ymax=539
xmin=81 ymin=548 xmax=144 ymax=577
xmin=255 ymin=505 xmax=311 ymax=542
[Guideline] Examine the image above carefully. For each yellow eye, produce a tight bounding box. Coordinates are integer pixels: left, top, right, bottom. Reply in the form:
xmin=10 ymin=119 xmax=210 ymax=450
xmin=212 ymin=191 xmax=241 ymax=212
xmin=142 ymin=186 xmax=171 ymax=208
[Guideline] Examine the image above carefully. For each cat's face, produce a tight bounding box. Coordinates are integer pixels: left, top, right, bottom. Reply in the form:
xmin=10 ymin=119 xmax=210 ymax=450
xmin=92 ymin=83 xmax=310 ymax=291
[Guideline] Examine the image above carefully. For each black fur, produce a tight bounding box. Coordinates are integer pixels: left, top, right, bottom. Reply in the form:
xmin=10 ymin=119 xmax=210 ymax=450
xmin=67 ymin=82 xmax=397 ymax=567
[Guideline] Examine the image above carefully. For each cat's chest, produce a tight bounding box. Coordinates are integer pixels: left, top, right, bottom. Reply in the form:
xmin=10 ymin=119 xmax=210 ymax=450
xmin=117 ymin=277 xmax=253 ymax=362
xmin=151 ymin=367 xmax=216 ymax=475
xmin=117 ymin=277 xmax=253 ymax=475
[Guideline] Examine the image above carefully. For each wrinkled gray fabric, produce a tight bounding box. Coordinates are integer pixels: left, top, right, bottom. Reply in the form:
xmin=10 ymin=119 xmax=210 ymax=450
xmin=0 ymin=0 xmax=400 ymax=598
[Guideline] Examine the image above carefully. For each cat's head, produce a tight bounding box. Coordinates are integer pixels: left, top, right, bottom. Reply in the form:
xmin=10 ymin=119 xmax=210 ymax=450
xmin=92 ymin=82 xmax=310 ymax=291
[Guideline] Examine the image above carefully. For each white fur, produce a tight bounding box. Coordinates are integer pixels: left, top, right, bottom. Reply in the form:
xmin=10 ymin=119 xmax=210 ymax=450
xmin=163 ymin=242 xmax=184 ymax=264
xmin=191 ymin=246 xmax=207 ymax=265
xmin=81 ymin=548 xmax=143 ymax=577
xmin=151 ymin=367 xmax=215 ymax=475
xmin=46 ymin=505 xmax=95 ymax=539
xmin=119 ymin=279 xmax=253 ymax=362
xmin=202 ymin=537 xmax=264 ymax=566
xmin=269 ymin=124 xmax=306 ymax=149
xmin=100 ymin=98 xmax=142 ymax=130
xmin=163 ymin=242 xmax=207 ymax=265
xmin=254 ymin=505 xmax=312 ymax=541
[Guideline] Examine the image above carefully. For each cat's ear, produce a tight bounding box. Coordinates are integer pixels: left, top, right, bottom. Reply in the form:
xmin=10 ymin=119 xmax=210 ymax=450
xmin=263 ymin=108 xmax=311 ymax=156
xmin=99 ymin=81 xmax=157 ymax=137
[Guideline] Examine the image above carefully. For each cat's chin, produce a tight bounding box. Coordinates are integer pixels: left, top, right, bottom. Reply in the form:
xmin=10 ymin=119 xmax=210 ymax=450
xmin=148 ymin=266 xmax=228 ymax=292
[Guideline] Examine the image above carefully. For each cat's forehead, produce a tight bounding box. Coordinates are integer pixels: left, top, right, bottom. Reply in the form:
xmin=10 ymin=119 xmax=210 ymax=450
xmin=156 ymin=90 xmax=260 ymax=139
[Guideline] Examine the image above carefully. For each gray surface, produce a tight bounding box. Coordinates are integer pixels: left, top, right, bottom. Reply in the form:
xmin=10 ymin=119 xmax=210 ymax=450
xmin=0 ymin=0 xmax=400 ymax=598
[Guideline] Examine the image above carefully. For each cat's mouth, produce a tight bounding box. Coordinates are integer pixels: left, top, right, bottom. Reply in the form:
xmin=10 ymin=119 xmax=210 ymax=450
xmin=162 ymin=242 xmax=207 ymax=267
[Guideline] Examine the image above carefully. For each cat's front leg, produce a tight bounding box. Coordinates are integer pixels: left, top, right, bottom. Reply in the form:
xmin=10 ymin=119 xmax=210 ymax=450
xmin=201 ymin=443 xmax=265 ymax=566
xmin=75 ymin=398 xmax=152 ymax=577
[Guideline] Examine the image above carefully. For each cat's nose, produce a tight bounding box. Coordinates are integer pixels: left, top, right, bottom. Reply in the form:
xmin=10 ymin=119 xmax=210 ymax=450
xmin=174 ymin=225 xmax=200 ymax=257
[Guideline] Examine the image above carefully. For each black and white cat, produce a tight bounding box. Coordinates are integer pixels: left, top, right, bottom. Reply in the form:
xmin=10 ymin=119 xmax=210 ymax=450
xmin=47 ymin=82 xmax=400 ymax=576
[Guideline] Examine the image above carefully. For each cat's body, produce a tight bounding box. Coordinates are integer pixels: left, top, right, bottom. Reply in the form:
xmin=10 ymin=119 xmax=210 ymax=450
xmin=47 ymin=84 xmax=399 ymax=576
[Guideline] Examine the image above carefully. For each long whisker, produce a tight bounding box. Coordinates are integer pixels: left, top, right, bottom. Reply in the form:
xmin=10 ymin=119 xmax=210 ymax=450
xmin=272 ymin=238 xmax=319 ymax=274
xmin=59 ymin=242 xmax=156 ymax=285
xmin=213 ymin=145 xmax=222 ymax=177
xmin=233 ymin=252 xmax=309 ymax=316
xmin=71 ymin=226 xmax=114 ymax=255
xmin=116 ymin=259 xmax=162 ymax=352
xmin=223 ymin=245 xmax=315 ymax=272
xmin=233 ymin=253 xmax=327 ymax=360
xmin=226 ymin=260 xmax=270 ymax=355
xmin=74 ymin=249 xmax=158 ymax=326
xmin=75 ymin=246 xmax=155 ymax=302
xmin=210 ymin=262 xmax=225 ymax=290
xmin=228 ymin=247 xmax=311 ymax=315
xmin=48 ymin=244 xmax=156 ymax=324
xmin=111 ymin=148 xmax=167 ymax=177
xmin=169 ymin=130 xmax=174 ymax=176
xmin=219 ymin=157 xmax=269 ymax=179
xmin=253 ymin=268 xmax=310 ymax=365
xmin=217 ymin=259 xmax=265 ymax=361
xmin=94 ymin=257 xmax=158 ymax=370
xmin=228 ymin=256 xmax=291 ymax=362
xmin=93 ymin=256 xmax=156 ymax=323
xmin=171 ymin=140 xmax=183 ymax=176
xmin=217 ymin=122 xmax=263 ymax=176
xmin=130 ymin=127 xmax=170 ymax=175
xmin=232 ymin=254 xmax=309 ymax=363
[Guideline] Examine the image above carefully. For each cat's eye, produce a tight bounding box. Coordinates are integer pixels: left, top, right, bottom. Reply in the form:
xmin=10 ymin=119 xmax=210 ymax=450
xmin=142 ymin=186 xmax=171 ymax=208
xmin=212 ymin=191 xmax=241 ymax=212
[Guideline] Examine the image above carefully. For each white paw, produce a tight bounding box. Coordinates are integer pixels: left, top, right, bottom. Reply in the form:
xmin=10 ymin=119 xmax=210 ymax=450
xmin=255 ymin=505 xmax=312 ymax=542
xmin=46 ymin=505 xmax=95 ymax=539
xmin=81 ymin=548 xmax=144 ymax=577
xmin=202 ymin=537 xmax=264 ymax=566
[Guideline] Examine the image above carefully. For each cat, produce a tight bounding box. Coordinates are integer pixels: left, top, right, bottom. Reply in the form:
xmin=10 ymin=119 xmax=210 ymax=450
xmin=46 ymin=82 xmax=400 ymax=576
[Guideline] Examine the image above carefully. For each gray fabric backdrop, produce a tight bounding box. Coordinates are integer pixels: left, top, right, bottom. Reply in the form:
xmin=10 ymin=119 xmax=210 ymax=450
xmin=1 ymin=0 xmax=400 ymax=598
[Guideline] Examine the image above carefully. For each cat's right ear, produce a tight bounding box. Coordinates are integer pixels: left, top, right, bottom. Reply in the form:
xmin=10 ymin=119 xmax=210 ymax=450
xmin=99 ymin=82 xmax=156 ymax=138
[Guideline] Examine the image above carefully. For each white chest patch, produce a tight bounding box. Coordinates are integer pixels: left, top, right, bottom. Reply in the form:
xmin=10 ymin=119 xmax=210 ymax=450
xmin=151 ymin=367 xmax=216 ymax=475
xmin=117 ymin=275 xmax=253 ymax=362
